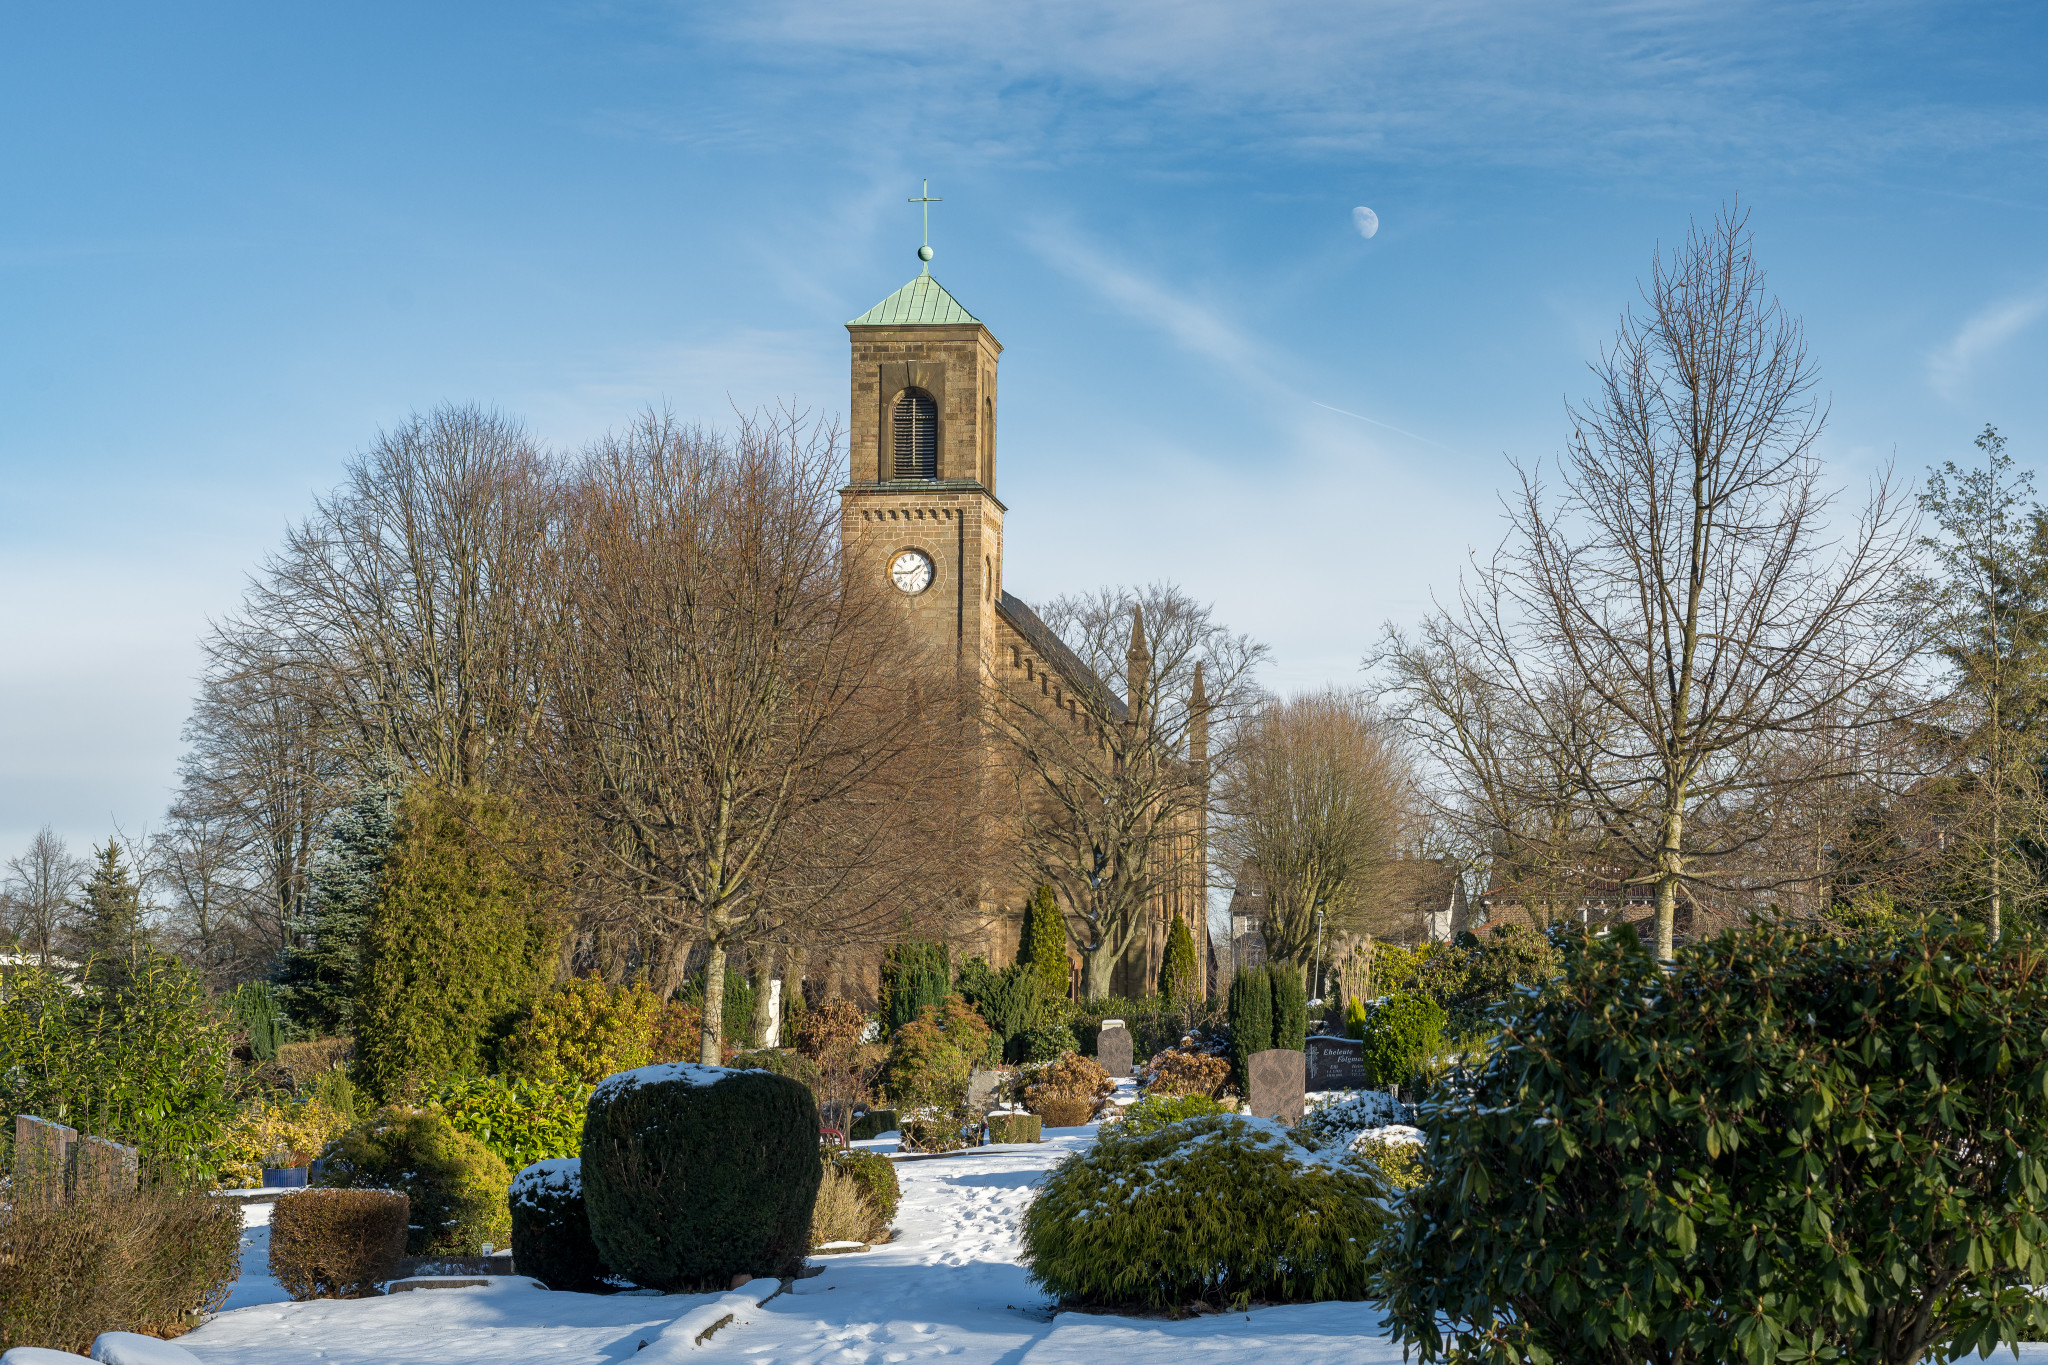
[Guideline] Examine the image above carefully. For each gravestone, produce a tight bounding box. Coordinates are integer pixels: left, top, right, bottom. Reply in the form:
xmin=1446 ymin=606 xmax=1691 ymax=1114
xmin=72 ymin=1135 xmax=140 ymax=1198
xmin=1304 ymin=1035 xmax=1369 ymax=1091
xmin=1096 ymin=1020 xmax=1133 ymax=1078
xmin=14 ymin=1114 xmax=77 ymax=1208
xmin=965 ymin=1068 xmax=1006 ymax=1114
xmin=1246 ymin=1049 xmax=1306 ymax=1124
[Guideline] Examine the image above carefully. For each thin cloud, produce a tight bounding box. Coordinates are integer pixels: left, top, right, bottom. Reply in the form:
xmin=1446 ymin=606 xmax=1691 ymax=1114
xmin=1928 ymin=288 xmax=2048 ymax=400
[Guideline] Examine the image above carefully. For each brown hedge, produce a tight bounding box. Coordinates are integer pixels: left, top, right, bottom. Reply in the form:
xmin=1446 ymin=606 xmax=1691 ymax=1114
xmin=269 ymin=1188 xmax=409 ymax=1300
xmin=0 ymin=1187 xmax=241 ymax=1354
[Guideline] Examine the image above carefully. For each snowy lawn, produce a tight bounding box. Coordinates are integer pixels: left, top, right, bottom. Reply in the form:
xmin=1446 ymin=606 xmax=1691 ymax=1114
xmin=168 ymin=1100 xmax=2048 ymax=1365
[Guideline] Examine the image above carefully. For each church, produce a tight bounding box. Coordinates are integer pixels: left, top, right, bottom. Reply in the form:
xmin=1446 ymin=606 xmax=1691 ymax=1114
xmin=832 ymin=239 xmax=1214 ymax=1003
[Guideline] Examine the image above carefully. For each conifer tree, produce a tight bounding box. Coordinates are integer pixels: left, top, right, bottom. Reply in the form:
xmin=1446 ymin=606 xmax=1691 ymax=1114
xmin=1268 ymin=962 xmax=1309 ymax=1051
xmin=1228 ymin=965 xmax=1272 ymax=1084
xmin=1157 ymin=914 xmax=1200 ymax=1015
xmin=75 ymin=838 xmax=145 ymax=979
xmin=352 ymin=786 xmax=564 ymax=1099
xmin=277 ymin=764 xmax=399 ymax=1034
xmin=1015 ymin=885 xmax=1071 ymax=1002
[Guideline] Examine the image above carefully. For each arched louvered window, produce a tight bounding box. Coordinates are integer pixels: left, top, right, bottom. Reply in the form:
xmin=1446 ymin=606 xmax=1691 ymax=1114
xmin=892 ymin=389 xmax=938 ymax=480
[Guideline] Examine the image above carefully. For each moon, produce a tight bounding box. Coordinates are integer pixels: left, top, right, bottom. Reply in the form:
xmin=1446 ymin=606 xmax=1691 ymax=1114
xmin=1352 ymin=206 xmax=1379 ymax=239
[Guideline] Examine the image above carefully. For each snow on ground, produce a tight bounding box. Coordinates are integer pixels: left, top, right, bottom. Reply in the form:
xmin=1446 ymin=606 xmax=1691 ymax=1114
xmin=168 ymin=1091 xmax=2048 ymax=1365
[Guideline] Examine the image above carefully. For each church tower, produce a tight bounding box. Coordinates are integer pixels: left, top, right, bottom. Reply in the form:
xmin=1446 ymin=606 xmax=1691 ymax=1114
xmin=840 ymin=249 xmax=1004 ymax=674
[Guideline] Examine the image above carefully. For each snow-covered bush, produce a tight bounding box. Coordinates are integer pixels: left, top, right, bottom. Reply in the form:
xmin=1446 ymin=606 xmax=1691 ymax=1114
xmin=1021 ymin=1114 xmax=1389 ymax=1310
xmin=313 ymin=1108 xmax=510 ymax=1255
xmin=1294 ymin=1090 xmax=1406 ymax=1150
xmin=1358 ymin=993 xmax=1445 ymax=1087
xmin=1113 ymin=1092 xmax=1230 ymax=1136
xmin=508 ymin=1159 xmax=609 ymax=1294
xmin=268 ymin=1188 xmax=408 ymax=1300
xmin=0 ymin=1185 xmax=241 ymax=1353
xmin=580 ymin=1062 xmax=820 ymax=1291
xmin=1386 ymin=919 xmax=2048 ymax=1365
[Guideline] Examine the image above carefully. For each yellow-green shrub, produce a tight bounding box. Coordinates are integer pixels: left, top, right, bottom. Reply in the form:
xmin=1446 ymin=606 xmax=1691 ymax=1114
xmin=501 ymin=976 xmax=661 ymax=1084
xmin=315 ymin=1107 xmax=511 ymax=1255
xmin=218 ymin=1094 xmax=357 ymax=1188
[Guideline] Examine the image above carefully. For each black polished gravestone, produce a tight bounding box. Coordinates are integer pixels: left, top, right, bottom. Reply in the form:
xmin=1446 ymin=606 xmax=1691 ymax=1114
xmin=1096 ymin=1020 xmax=1134 ymax=1077
xmin=1247 ymin=1048 xmax=1306 ymax=1124
xmin=1304 ymin=1035 xmax=1369 ymax=1091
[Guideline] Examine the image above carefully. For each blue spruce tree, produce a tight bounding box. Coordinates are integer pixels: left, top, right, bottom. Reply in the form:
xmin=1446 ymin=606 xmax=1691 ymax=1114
xmin=277 ymin=764 xmax=399 ymax=1035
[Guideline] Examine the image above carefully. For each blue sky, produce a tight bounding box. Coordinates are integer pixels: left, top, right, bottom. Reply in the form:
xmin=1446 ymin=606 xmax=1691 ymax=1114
xmin=3 ymin=1 xmax=2046 ymax=863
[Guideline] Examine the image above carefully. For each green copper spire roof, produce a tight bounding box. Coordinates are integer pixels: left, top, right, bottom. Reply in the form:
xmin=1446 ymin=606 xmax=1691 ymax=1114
xmin=848 ymin=273 xmax=980 ymax=326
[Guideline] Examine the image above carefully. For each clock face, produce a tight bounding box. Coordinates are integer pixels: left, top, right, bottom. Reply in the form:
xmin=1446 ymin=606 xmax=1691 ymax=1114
xmin=890 ymin=549 xmax=935 ymax=595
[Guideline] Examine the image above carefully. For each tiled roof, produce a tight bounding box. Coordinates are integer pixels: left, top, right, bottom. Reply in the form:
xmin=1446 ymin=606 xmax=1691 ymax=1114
xmin=848 ymin=273 xmax=980 ymax=326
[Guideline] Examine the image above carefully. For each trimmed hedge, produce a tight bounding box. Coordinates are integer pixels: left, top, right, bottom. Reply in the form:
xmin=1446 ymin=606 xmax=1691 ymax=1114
xmin=986 ymin=1113 xmax=1043 ymax=1143
xmin=829 ymin=1148 xmax=900 ymax=1239
xmin=314 ymin=1108 xmax=511 ymax=1256
xmin=269 ymin=1188 xmax=409 ymax=1300
xmin=0 ymin=1186 xmax=241 ymax=1354
xmin=1021 ymin=1114 xmax=1385 ymax=1310
xmin=581 ymin=1063 xmax=821 ymax=1291
xmin=509 ymin=1158 xmax=608 ymax=1294
xmin=848 ymin=1109 xmax=898 ymax=1140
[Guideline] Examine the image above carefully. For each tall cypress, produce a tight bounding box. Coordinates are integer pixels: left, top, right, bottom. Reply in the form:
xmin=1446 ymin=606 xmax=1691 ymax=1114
xmin=1228 ymin=965 xmax=1272 ymax=1085
xmin=1015 ymin=885 xmax=1071 ymax=1002
xmin=1268 ymin=962 xmax=1309 ymax=1052
xmin=277 ymin=763 xmax=399 ymax=1035
xmin=1157 ymin=914 xmax=1200 ymax=1013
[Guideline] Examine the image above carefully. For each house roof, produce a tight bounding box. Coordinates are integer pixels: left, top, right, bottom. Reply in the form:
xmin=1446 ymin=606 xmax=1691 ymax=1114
xmin=997 ymin=591 xmax=1129 ymax=723
xmin=847 ymin=273 xmax=981 ymax=327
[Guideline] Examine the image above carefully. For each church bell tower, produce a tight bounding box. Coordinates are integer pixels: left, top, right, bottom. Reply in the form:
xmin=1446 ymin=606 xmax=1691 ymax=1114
xmin=840 ymin=220 xmax=1004 ymax=675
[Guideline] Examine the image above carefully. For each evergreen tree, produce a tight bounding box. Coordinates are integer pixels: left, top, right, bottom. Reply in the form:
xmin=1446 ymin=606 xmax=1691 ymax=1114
xmin=1228 ymin=965 xmax=1272 ymax=1084
xmin=277 ymin=765 xmax=399 ymax=1034
xmin=1268 ymin=962 xmax=1309 ymax=1051
xmin=880 ymin=940 xmax=951 ymax=1033
xmin=1015 ymin=885 xmax=1071 ymax=1003
xmin=1157 ymin=914 xmax=1200 ymax=1015
xmin=74 ymin=838 xmax=145 ymax=979
xmin=352 ymin=785 xmax=564 ymax=1099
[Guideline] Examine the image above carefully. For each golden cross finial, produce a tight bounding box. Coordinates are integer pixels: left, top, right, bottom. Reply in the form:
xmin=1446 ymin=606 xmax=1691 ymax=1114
xmin=909 ymin=178 xmax=942 ymax=273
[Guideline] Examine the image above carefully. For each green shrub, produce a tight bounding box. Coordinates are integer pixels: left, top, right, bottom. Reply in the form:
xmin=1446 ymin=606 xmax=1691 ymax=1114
xmin=509 ymin=1158 xmax=609 ymax=1294
xmin=268 ymin=1187 xmax=409 ymax=1299
xmin=956 ymin=958 xmax=1047 ymax=1062
xmin=0 ymin=1184 xmax=242 ymax=1353
xmin=1227 ymin=969 xmax=1272 ymax=1084
xmin=1021 ymin=1114 xmax=1385 ymax=1310
xmin=1071 ymin=995 xmax=1196 ymax=1061
xmin=1016 ymin=885 xmax=1072 ymax=1003
xmin=1407 ymin=922 xmax=1556 ymax=1034
xmin=679 ymin=966 xmax=755 ymax=1047
xmin=1115 ymin=1092 xmax=1230 ymax=1136
xmin=229 ymin=981 xmax=289 ymax=1063
xmin=1385 ymin=918 xmax=2048 ymax=1365
xmin=1353 ymin=1137 xmax=1423 ymax=1191
xmin=1158 ymin=915 xmax=1201 ymax=1013
xmin=1015 ymin=1023 xmax=1077 ymax=1063
xmin=848 ymin=1108 xmax=897 ymax=1140
xmin=729 ymin=1047 xmax=824 ymax=1094
xmin=880 ymin=941 xmax=951 ymax=1033
xmin=501 ymin=976 xmax=659 ymax=1084
xmin=881 ymin=995 xmax=997 ymax=1117
xmin=1344 ymin=995 xmax=1368 ymax=1039
xmin=426 ymin=1075 xmax=591 ymax=1172
xmin=581 ymin=1063 xmax=821 ymax=1290
xmin=314 ymin=1107 xmax=511 ymax=1255
xmin=829 ymin=1147 xmax=900 ymax=1234
xmin=1358 ymin=993 xmax=1445 ymax=1087
xmin=0 ymin=954 xmax=238 ymax=1185
xmin=351 ymin=786 xmax=564 ymax=1100
xmin=1267 ymin=964 xmax=1308 ymax=1052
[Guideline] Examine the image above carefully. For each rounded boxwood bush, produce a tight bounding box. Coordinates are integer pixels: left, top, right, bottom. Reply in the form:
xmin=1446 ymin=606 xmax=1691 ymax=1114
xmin=1021 ymin=1113 xmax=1388 ymax=1310
xmin=581 ymin=1062 xmax=821 ymax=1291
xmin=1359 ymin=993 xmax=1446 ymax=1087
xmin=314 ymin=1107 xmax=511 ymax=1255
xmin=509 ymin=1158 xmax=610 ymax=1294
xmin=829 ymin=1148 xmax=900 ymax=1237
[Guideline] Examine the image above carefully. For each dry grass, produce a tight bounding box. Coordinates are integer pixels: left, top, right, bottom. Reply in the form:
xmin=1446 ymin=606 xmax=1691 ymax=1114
xmin=808 ymin=1163 xmax=876 ymax=1248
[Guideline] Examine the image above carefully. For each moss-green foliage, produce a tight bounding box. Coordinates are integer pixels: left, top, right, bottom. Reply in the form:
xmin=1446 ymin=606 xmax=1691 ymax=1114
xmin=426 ymin=1075 xmax=591 ymax=1172
xmin=1268 ymin=963 xmax=1308 ymax=1051
xmin=314 ymin=1107 xmax=511 ymax=1256
xmin=1158 ymin=915 xmax=1200 ymax=1011
xmin=1115 ymin=1091 xmax=1230 ymax=1136
xmin=502 ymin=976 xmax=660 ymax=1085
xmin=1385 ymin=918 xmax=2048 ymax=1365
xmin=508 ymin=1159 xmax=609 ymax=1294
xmin=1228 ymin=969 xmax=1272 ymax=1083
xmin=848 ymin=1109 xmax=897 ymax=1140
xmin=1344 ymin=995 xmax=1369 ymax=1039
xmin=880 ymin=940 xmax=952 ymax=1033
xmin=987 ymin=1112 xmax=1042 ymax=1143
xmin=1359 ymin=993 xmax=1446 ymax=1087
xmin=829 ymin=1147 xmax=900 ymax=1232
xmin=729 ymin=1047 xmax=824 ymax=1093
xmin=882 ymin=995 xmax=998 ymax=1115
xmin=228 ymin=981 xmax=288 ymax=1063
xmin=1017 ymin=885 xmax=1072 ymax=1002
xmin=352 ymin=787 xmax=563 ymax=1100
xmin=1371 ymin=940 xmax=1423 ymax=993
xmin=1016 ymin=1023 xmax=1077 ymax=1063
xmin=956 ymin=956 xmax=1047 ymax=1062
xmin=1353 ymin=1137 xmax=1423 ymax=1191
xmin=0 ymin=955 xmax=238 ymax=1185
xmin=680 ymin=966 xmax=755 ymax=1045
xmin=1408 ymin=923 xmax=1557 ymax=1034
xmin=581 ymin=1066 xmax=821 ymax=1290
xmin=1828 ymin=887 xmax=1918 ymax=938
xmin=1022 ymin=1114 xmax=1385 ymax=1310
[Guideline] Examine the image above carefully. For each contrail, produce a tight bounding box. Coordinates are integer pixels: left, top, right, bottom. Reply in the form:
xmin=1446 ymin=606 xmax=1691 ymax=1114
xmin=1312 ymin=400 xmax=1453 ymax=451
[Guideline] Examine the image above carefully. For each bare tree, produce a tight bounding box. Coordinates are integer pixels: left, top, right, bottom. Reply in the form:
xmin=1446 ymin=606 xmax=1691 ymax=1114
xmin=218 ymin=405 xmax=558 ymax=791
xmin=1386 ymin=208 xmax=1916 ymax=958
xmin=992 ymin=583 xmax=1265 ymax=997
xmin=3 ymin=827 xmax=86 ymax=965
xmin=1215 ymin=689 xmax=1419 ymax=969
xmin=539 ymin=408 xmax=981 ymax=1062
xmin=150 ymin=792 xmax=260 ymax=984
